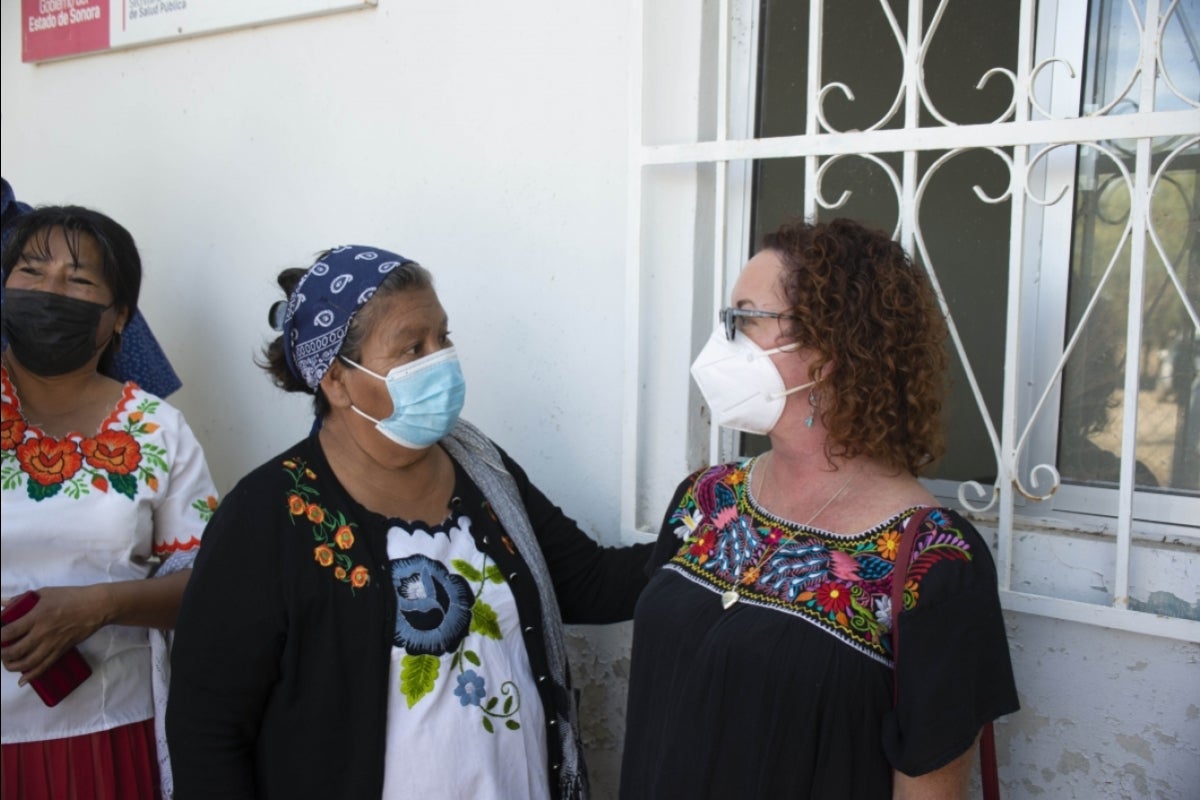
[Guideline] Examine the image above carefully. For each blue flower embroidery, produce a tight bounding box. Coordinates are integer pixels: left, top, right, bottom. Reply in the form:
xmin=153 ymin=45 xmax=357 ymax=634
xmin=455 ymin=670 xmax=487 ymax=707
xmin=390 ymin=555 xmax=476 ymax=656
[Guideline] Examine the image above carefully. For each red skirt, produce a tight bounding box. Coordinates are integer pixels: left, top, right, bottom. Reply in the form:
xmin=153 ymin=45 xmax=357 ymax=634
xmin=1 ymin=718 xmax=160 ymax=800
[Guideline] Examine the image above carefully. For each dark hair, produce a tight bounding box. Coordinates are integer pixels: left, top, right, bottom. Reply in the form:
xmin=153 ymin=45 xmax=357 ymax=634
xmin=260 ymin=256 xmax=434 ymax=417
xmin=1 ymin=205 xmax=143 ymax=376
xmin=763 ymin=217 xmax=949 ymax=475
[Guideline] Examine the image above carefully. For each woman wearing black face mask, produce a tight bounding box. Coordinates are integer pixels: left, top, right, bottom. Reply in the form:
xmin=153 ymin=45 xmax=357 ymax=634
xmin=0 ymin=206 xmax=218 ymax=799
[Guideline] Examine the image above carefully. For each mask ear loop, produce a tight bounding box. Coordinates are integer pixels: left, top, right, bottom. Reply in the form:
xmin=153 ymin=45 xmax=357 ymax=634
xmin=766 ymin=379 xmax=816 ymax=403
xmin=761 ymin=339 xmax=813 ymax=406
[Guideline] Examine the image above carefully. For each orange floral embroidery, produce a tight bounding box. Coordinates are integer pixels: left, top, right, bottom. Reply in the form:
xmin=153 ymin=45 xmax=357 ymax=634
xmin=1 ymin=374 xmax=209 ymax=511
xmin=876 ymin=530 xmax=901 ymax=560
xmin=80 ymin=430 xmax=142 ymax=475
xmin=1 ymin=403 xmax=26 ymax=451
xmin=16 ymin=436 xmax=83 ymax=486
xmin=283 ymin=457 xmax=369 ymax=595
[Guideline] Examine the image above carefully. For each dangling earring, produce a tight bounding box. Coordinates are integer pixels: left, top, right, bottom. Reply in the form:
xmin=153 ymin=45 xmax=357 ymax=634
xmin=805 ymin=388 xmax=817 ymax=428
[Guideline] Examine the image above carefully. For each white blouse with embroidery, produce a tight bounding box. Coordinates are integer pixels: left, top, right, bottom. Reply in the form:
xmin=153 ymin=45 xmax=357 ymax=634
xmin=1 ymin=367 xmax=218 ymax=744
xmin=380 ymin=513 xmax=549 ymax=800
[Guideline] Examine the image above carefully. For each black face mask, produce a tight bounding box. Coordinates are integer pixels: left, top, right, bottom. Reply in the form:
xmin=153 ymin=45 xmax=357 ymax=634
xmin=2 ymin=288 xmax=113 ymax=377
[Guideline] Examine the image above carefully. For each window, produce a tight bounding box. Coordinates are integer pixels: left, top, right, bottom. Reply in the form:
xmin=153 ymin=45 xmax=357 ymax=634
xmin=623 ymin=0 xmax=1199 ymax=639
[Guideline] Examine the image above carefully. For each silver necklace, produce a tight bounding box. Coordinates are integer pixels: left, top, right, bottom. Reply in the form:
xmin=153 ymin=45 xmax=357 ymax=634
xmin=720 ymin=455 xmax=854 ymax=610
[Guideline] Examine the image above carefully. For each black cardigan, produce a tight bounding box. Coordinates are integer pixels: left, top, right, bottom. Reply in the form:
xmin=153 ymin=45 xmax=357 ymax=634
xmin=167 ymin=435 xmax=650 ymax=799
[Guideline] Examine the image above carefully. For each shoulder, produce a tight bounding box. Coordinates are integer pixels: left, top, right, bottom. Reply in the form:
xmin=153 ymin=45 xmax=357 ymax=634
xmin=653 ymin=461 xmax=749 ymax=542
xmin=196 ymin=438 xmax=322 ymax=556
xmin=106 ymin=382 xmax=191 ymax=437
xmin=672 ymin=461 xmax=751 ymax=510
xmin=901 ymin=507 xmax=998 ymax=612
xmin=229 ymin=437 xmax=323 ymax=499
xmin=445 ymin=419 xmax=535 ymax=490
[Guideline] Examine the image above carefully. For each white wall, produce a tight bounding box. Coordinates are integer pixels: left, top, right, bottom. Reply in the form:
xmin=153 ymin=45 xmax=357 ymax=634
xmin=1 ymin=2 xmax=634 ymax=545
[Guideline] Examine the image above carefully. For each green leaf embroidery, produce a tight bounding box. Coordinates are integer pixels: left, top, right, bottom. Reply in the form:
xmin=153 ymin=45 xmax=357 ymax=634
xmin=144 ymin=449 xmax=170 ymax=473
xmin=503 ymin=696 xmax=513 ymax=714
xmin=2 ymin=472 xmax=21 ymax=491
xmin=482 ymin=717 xmax=495 ymax=733
xmin=470 ymin=600 xmax=502 ymax=640
xmin=452 ymin=559 xmax=483 ymax=582
xmin=485 ymin=696 xmax=499 ymax=711
xmin=505 ymin=720 xmax=520 ymax=730
xmin=464 ymin=650 xmax=481 ymax=667
xmin=483 ymin=565 xmax=505 ymax=584
xmin=27 ymin=481 xmax=61 ymax=501
xmin=400 ymin=654 xmax=440 ymax=709
xmin=110 ymin=472 xmax=138 ymax=499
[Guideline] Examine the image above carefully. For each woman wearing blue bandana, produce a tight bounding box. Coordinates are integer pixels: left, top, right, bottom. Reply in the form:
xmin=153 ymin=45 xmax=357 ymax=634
xmin=166 ymin=245 xmax=651 ymax=800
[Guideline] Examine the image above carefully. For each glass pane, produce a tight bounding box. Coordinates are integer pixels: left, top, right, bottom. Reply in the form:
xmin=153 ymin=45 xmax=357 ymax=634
xmin=1058 ymin=0 xmax=1200 ymax=493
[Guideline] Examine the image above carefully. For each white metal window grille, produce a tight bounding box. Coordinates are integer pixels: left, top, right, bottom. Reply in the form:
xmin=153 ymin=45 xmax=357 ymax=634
xmin=622 ymin=0 xmax=1200 ymax=641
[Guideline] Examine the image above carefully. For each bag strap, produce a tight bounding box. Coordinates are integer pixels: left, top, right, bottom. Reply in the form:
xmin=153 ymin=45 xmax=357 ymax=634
xmin=890 ymin=507 xmax=1000 ymax=800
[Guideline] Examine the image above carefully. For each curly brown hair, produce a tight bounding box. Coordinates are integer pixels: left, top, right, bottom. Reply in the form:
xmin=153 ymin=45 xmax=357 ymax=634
xmin=763 ymin=217 xmax=949 ymax=475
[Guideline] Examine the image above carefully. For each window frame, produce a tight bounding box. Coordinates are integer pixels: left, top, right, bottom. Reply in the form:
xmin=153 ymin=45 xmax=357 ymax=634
xmin=621 ymin=0 xmax=1200 ymax=642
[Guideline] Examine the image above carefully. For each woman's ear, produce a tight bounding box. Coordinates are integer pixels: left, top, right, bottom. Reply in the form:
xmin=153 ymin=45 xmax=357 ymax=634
xmin=320 ymin=360 xmax=353 ymax=409
xmin=113 ymin=306 xmax=131 ymax=337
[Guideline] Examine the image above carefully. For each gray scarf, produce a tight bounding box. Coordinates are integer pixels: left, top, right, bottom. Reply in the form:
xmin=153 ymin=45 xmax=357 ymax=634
xmin=442 ymin=419 xmax=588 ymax=800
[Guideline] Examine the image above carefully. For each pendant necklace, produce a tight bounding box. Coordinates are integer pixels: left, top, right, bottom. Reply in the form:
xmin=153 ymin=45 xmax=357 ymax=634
xmin=720 ymin=454 xmax=854 ymax=610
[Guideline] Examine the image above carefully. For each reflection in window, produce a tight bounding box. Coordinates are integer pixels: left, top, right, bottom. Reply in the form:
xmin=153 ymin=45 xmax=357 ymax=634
xmin=1059 ymin=0 xmax=1199 ymax=492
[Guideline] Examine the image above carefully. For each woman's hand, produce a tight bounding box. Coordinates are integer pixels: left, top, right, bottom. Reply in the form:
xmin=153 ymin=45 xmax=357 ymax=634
xmin=0 ymin=584 xmax=112 ymax=684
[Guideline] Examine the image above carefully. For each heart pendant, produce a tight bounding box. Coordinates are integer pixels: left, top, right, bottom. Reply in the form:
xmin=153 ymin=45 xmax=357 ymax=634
xmin=720 ymin=590 xmax=739 ymax=610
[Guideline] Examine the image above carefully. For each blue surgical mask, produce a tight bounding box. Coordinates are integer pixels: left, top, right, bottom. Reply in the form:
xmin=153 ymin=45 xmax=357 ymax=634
xmin=341 ymin=347 xmax=467 ymax=449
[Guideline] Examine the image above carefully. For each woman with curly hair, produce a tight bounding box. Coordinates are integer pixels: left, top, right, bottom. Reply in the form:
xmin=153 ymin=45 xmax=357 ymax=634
xmin=620 ymin=217 xmax=1018 ymax=799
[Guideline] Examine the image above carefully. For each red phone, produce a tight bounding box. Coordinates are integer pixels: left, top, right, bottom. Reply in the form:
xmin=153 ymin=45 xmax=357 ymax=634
xmin=1 ymin=591 xmax=93 ymax=707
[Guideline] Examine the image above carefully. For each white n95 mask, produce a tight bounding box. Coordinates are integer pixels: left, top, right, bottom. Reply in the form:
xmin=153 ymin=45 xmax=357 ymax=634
xmin=689 ymin=328 xmax=814 ymax=435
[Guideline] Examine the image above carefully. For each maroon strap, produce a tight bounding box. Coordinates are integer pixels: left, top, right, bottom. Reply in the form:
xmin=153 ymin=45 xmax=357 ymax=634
xmin=889 ymin=508 xmax=930 ymax=697
xmin=890 ymin=507 xmax=1000 ymax=798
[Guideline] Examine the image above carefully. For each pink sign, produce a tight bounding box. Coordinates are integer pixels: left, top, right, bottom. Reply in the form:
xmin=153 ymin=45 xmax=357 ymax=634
xmin=22 ymin=0 xmax=110 ymax=62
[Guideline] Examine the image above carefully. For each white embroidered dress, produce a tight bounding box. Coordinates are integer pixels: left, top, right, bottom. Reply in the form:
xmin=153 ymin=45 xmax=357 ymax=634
xmin=0 ymin=366 xmax=217 ymax=744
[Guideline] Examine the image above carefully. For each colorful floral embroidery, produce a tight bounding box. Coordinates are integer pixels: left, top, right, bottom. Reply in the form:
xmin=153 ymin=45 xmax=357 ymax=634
xmin=397 ymin=544 xmax=523 ymax=733
xmin=1 ymin=373 xmax=187 ymax=510
xmin=665 ymin=459 xmax=973 ymax=665
xmin=282 ymin=457 xmax=370 ymax=594
xmin=191 ymin=494 xmax=219 ymax=522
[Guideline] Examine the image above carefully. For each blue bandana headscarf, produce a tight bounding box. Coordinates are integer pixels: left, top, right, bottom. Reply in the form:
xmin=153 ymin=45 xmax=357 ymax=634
xmin=279 ymin=245 xmax=415 ymax=389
